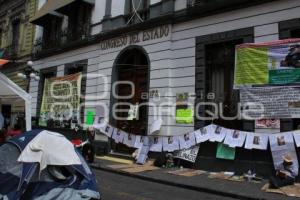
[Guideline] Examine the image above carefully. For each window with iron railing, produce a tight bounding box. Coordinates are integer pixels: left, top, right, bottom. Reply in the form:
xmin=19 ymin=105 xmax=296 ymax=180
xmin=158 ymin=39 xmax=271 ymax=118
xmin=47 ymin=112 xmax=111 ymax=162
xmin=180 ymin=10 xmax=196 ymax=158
xmin=125 ymin=0 xmax=150 ymax=25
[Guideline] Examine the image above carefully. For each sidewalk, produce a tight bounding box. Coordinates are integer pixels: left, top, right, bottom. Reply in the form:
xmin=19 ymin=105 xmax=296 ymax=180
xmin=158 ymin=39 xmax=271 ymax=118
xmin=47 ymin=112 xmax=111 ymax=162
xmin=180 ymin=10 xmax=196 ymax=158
xmin=90 ymin=156 xmax=299 ymax=200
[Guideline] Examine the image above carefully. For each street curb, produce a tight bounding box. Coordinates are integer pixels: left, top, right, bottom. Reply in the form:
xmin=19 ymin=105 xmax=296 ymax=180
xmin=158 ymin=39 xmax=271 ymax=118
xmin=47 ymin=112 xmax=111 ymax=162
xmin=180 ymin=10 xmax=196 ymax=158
xmin=91 ymin=164 xmax=267 ymax=200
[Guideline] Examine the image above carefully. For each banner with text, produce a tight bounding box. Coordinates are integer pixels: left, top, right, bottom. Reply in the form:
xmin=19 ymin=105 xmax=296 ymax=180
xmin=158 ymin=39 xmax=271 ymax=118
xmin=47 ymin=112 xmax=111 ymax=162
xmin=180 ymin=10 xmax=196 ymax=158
xmin=234 ymin=39 xmax=300 ymax=88
xmin=39 ymin=73 xmax=82 ymax=127
xmin=240 ymin=87 xmax=300 ymax=119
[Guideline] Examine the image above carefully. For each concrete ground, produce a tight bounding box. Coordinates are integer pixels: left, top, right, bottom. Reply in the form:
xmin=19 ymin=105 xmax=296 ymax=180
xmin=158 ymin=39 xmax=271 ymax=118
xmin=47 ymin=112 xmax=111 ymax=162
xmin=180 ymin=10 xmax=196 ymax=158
xmin=91 ymin=157 xmax=300 ymax=200
xmin=94 ymin=170 xmax=239 ymax=200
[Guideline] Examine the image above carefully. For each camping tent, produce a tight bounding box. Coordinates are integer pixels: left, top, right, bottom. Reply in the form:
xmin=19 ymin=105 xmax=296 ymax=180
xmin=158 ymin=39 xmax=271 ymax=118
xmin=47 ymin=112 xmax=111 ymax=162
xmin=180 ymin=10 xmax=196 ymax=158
xmin=0 ymin=72 xmax=31 ymax=131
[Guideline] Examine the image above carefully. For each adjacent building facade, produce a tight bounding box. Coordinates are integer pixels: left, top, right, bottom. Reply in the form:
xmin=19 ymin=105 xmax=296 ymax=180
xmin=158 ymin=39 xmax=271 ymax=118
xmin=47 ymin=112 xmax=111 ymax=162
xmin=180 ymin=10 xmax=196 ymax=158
xmin=0 ymin=0 xmax=38 ymax=128
xmin=29 ymin=0 xmax=300 ymax=175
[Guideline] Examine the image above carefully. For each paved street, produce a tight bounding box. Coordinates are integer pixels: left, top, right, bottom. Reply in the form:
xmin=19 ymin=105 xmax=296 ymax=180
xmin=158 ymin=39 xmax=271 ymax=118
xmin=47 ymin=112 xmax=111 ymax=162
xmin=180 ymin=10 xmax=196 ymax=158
xmin=94 ymin=169 xmax=238 ymax=200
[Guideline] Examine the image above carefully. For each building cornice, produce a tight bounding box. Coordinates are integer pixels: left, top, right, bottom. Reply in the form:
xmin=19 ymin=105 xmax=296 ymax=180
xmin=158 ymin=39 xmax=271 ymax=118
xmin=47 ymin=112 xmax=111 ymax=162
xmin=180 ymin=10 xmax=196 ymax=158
xmin=33 ymin=0 xmax=279 ymax=60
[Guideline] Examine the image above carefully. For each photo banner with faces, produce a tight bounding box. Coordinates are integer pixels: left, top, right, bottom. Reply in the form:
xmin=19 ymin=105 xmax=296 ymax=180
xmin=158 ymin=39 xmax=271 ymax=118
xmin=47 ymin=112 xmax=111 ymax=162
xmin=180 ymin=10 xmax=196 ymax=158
xmin=123 ymin=133 xmax=137 ymax=148
xmin=223 ymin=130 xmax=247 ymax=148
xmin=179 ymin=132 xmax=196 ymax=150
xmin=194 ymin=124 xmax=214 ymax=143
xmin=149 ymin=136 xmax=163 ymax=152
xmin=269 ymin=132 xmax=298 ymax=174
xmin=93 ymin=121 xmax=300 ymax=161
xmin=244 ymin=132 xmax=269 ymax=150
xmin=209 ymin=125 xmax=228 ymax=143
xmin=162 ymin=136 xmax=180 ymax=152
xmin=112 ymin=129 xmax=126 ymax=144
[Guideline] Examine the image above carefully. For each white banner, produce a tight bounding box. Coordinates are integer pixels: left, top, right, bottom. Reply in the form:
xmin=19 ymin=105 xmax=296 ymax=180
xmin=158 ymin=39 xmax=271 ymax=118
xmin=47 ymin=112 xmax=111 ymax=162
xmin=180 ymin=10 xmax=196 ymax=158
xmin=240 ymin=87 xmax=300 ymax=119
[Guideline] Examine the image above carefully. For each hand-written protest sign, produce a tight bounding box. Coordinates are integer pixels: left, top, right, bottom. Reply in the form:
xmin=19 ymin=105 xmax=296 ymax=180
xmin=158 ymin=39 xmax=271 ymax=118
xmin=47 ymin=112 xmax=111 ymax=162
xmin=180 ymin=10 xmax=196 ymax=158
xmin=234 ymin=39 xmax=300 ymax=88
xmin=174 ymin=145 xmax=199 ymax=163
xmin=39 ymin=73 xmax=82 ymax=127
xmin=240 ymin=87 xmax=300 ymax=119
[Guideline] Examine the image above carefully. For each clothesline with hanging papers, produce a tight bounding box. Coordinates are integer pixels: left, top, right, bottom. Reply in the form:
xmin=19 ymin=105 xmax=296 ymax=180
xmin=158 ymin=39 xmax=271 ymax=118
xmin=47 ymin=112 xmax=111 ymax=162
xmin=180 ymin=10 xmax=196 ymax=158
xmin=92 ymin=119 xmax=300 ymax=153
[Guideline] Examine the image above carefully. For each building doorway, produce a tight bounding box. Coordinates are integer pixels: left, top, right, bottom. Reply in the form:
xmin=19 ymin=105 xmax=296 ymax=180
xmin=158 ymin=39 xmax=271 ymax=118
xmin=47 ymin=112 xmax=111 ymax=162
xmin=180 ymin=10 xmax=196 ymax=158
xmin=110 ymin=46 xmax=150 ymax=153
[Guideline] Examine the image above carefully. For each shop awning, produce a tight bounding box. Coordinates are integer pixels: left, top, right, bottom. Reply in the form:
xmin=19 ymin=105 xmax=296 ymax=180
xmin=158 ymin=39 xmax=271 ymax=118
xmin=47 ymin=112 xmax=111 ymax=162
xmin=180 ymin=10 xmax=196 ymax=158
xmin=0 ymin=72 xmax=32 ymax=131
xmin=31 ymin=0 xmax=95 ymax=25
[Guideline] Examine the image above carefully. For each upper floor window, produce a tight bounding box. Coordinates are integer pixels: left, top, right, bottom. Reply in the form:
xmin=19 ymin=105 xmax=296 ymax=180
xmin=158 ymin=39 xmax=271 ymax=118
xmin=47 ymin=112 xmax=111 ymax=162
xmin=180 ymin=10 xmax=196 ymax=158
xmin=12 ymin=19 xmax=20 ymax=49
xmin=125 ymin=0 xmax=150 ymax=24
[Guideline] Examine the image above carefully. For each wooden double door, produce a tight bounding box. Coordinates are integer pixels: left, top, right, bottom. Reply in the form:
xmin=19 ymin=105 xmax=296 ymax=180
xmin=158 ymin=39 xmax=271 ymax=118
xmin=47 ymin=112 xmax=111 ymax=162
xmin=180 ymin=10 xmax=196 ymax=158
xmin=112 ymin=48 xmax=149 ymax=153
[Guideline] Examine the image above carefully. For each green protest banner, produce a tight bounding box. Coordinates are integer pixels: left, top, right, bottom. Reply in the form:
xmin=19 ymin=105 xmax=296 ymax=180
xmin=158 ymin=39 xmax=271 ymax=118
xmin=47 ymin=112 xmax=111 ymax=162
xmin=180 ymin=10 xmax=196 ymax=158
xmin=216 ymin=143 xmax=235 ymax=160
xmin=234 ymin=39 xmax=300 ymax=88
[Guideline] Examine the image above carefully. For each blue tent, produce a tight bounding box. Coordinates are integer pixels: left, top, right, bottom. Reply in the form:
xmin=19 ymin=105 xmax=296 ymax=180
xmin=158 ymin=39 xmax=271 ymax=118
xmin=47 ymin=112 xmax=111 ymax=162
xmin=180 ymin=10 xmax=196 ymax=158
xmin=0 ymin=129 xmax=101 ymax=200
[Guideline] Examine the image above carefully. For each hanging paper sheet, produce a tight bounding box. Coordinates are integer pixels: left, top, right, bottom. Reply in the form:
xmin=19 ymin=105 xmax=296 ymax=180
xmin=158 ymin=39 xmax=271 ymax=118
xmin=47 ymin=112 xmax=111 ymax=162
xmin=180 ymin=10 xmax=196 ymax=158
xmin=269 ymin=132 xmax=298 ymax=174
xmin=223 ymin=130 xmax=247 ymax=148
xmin=149 ymin=136 xmax=163 ymax=152
xmin=293 ymin=130 xmax=300 ymax=147
xmin=209 ymin=125 xmax=228 ymax=143
xmin=162 ymin=136 xmax=180 ymax=152
xmin=123 ymin=133 xmax=137 ymax=147
xmin=244 ymin=132 xmax=269 ymax=150
xmin=179 ymin=132 xmax=196 ymax=150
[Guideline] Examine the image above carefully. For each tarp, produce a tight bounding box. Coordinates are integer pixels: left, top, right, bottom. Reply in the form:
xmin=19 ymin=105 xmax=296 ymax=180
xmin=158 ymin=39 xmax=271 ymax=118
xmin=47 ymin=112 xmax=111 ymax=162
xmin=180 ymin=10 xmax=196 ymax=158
xmin=0 ymin=72 xmax=31 ymax=131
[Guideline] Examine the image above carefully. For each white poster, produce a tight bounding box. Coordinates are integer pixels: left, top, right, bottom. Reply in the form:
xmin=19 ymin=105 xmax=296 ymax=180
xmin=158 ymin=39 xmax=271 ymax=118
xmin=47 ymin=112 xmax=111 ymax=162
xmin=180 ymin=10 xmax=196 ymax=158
xmin=112 ymin=129 xmax=125 ymax=144
xmin=174 ymin=145 xmax=200 ymax=163
xmin=162 ymin=136 xmax=180 ymax=152
xmin=223 ymin=130 xmax=247 ymax=148
xmin=194 ymin=125 xmax=214 ymax=143
xmin=209 ymin=125 xmax=227 ymax=143
xmin=123 ymin=133 xmax=136 ymax=147
xmin=293 ymin=130 xmax=300 ymax=147
xmin=133 ymin=135 xmax=146 ymax=149
xmin=269 ymin=132 xmax=298 ymax=174
xmin=150 ymin=136 xmax=163 ymax=152
xmin=150 ymin=119 xmax=163 ymax=135
xmin=244 ymin=132 xmax=269 ymax=150
xmin=179 ymin=132 xmax=196 ymax=150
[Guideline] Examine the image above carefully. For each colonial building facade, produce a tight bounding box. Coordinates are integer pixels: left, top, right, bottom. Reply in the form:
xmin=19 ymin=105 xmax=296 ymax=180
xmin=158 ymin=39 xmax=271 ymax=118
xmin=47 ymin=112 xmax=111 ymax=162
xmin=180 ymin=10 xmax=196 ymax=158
xmin=30 ymin=0 xmax=300 ymax=175
xmin=0 ymin=0 xmax=38 ymax=128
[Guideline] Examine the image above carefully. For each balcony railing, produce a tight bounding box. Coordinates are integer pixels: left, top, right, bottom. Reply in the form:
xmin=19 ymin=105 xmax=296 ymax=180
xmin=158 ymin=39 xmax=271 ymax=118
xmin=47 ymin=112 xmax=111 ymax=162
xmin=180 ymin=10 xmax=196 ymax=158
xmin=124 ymin=9 xmax=150 ymax=25
xmin=33 ymin=25 xmax=90 ymax=56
